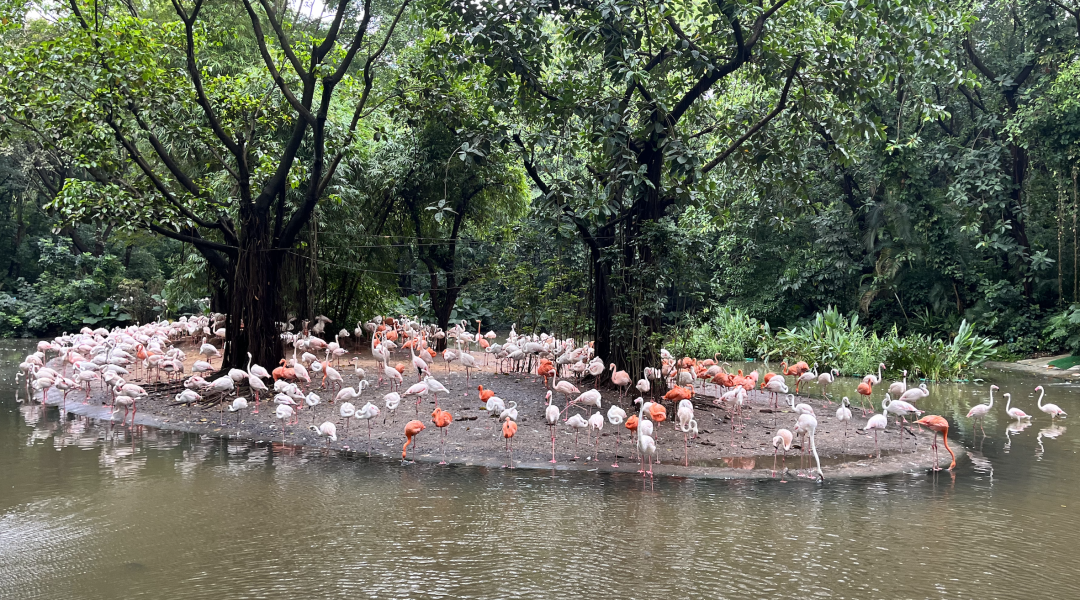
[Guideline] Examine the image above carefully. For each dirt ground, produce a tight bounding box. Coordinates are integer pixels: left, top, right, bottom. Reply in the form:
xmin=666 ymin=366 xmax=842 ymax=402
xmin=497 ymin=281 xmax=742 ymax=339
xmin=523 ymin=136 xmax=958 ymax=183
xmin=35 ymin=342 xmax=961 ymax=479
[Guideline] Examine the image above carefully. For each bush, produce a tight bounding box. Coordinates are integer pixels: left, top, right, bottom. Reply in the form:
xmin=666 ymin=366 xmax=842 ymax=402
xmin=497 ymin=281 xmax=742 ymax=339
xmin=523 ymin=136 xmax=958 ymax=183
xmin=667 ymin=307 xmax=762 ymax=361
xmin=1044 ymin=304 xmax=1080 ymax=354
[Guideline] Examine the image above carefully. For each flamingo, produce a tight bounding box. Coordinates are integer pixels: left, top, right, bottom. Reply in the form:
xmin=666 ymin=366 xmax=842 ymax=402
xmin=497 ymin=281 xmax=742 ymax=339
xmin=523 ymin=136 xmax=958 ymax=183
xmin=588 ymin=411 xmax=605 ymax=459
xmin=568 ymin=389 xmax=601 ymax=419
xmin=228 ymin=397 xmax=247 ymax=427
xmin=403 ymin=380 xmax=430 ymax=416
xmin=502 ymin=416 xmax=518 ymax=468
xmin=432 ymin=408 xmax=453 ymax=464
xmin=635 ymin=378 xmax=650 ymax=399
xmin=637 ymin=419 xmax=657 ymax=477
xmin=864 ymin=409 xmax=888 ymax=458
xmin=383 ymin=392 xmax=401 ymax=424
xmin=883 ymin=394 xmax=923 ymax=452
xmin=305 ymin=392 xmax=321 ymax=423
xmin=499 ymin=400 xmax=519 ymax=422
xmin=764 ymin=376 xmax=788 ymax=409
xmin=1004 ymin=393 xmax=1032 ymax=424
xmin=796 ymin=366 xmax=817 ymax=394
xmin=794 ymin=413 xmax=823 ymax=480
xmin=276 ymin=404 xmax=294 ymax=442
xmin=609 ymin=363 xmax=631 ymax=398
xmin=915 ymin=415 xmax=955 ymax=470
xmin=855 ymin=380 xmax=874 ymax=415
xmin=835 ymin=397 xmax=852 ymax=453
xmin=1036 ymin=385 xmax=1067 ymax=420
xmin=566 ymin=414 xmax=589 ymax=459
xmin=544 ymin=391 xmax=560 ymax=463
xmin=788 ymin=393 xmax=814 ymax=416
xmin=676 ymin=399 xmax=697 ymax=467
xmin=199 ymin=338 xmax=220 ymax=366
xmin=897 ymin=383 xmax=930 ymax=404
xmin=339 ymin=402 xmax=356 ymax=433
xmin=772 ymin=428 xmax=793 ymax=479
xmin=247 ymin=371 xmax=268 ymax=414
xmin=382 ymin=360 xmax=403 ymax=391
xmin=410 ymin=346 xmax=430 ymax=381
xmin=888 ymin=370 xmax=908 ymax=398
xmin=424 ymin=376 xmax=449 ymax=407
xmin=553 ymin=380 xmax=580 ymax=415
xmin=310 ymin=421 xmax=337 ymax=447
xmin=402 ymin=420 xmax=425 ymax=461
xmin=818 ymin=368 xmax=839 ymax=400
xmin=357 ymin=402 xmax=380 ymax=455
xmin=967 ymin=384 xmax=997 ymax=432
xmin=459 ymin=349 xmax=477 ymax=383
xmin=607 ymin=405 xmax=627 ymax=467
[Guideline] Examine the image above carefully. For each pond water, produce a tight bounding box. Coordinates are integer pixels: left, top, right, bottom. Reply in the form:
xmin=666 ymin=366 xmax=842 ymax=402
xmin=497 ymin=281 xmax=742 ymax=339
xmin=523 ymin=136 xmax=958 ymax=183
xmin=2 ymin=340 xmax=1077 ymax=599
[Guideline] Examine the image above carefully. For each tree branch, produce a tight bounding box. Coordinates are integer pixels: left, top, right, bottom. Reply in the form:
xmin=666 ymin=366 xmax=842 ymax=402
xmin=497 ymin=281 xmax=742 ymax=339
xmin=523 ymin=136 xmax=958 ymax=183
xmin=699 ymin=54 xmax=802 ymax=175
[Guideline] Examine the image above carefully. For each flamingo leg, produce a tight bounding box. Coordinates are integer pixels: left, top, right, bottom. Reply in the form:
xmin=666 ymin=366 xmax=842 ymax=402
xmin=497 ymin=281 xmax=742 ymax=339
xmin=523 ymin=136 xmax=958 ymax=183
xmin=612 ymin=434 xmax=620 ymax=468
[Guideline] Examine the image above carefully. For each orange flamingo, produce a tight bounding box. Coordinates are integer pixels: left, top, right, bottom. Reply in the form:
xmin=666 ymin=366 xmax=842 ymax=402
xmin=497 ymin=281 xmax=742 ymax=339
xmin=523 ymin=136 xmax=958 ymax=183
xmin=432 ymin=408 xmax=453 ymax=464
xmin=855 ymin=380 xmax=874 ymax=415
xmin=625 ymin=414 xmax=640 ymax=460
xmin=502 ymin=416 xmax=518 ymax=468
xmin=402 ymin=420 xmax=425 ymax=461
xmin=537 ymin=360 xmax=555 ymax=387
xmin=663 ymin=385 xmax=693 ymax=404
xmin=915 ymin=415 xmax=955 ymax=470
xmin=478 ymin=385 xmax=495 ymax=404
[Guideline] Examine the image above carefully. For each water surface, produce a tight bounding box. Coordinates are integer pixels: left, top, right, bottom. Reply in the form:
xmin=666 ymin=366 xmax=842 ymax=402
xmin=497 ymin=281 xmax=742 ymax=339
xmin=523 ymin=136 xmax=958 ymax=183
xmin=2 ymin=341 xmax=1076 ymax=598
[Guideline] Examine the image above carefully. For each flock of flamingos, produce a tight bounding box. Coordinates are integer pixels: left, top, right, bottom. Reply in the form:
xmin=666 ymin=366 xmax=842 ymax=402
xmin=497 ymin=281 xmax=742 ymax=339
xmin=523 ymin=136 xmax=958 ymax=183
xmin=17 ymin=315 xmax=1069 ymax=480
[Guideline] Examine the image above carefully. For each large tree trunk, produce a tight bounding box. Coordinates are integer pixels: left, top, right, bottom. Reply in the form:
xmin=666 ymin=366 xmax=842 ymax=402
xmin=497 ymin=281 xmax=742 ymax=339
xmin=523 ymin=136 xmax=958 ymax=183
xmin=226 ymin=205 xmax=281 ymax=371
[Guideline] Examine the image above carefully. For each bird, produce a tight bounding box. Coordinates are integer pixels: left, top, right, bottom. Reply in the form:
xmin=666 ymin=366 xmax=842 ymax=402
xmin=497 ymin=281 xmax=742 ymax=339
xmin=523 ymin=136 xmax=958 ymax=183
xmin=357 ymin=402 xmax=380 ymax=455
xmin=772 ymin=428 xmax=793 ymax=479
xmin=544 ymin=391 xmax=560 ymax=463
xmin=914 ymin=415 xmax=955 ymax=470
xmin=967 ymin=384 xmax=997 ymax=432
xmin=499 ymin=400 xmax=519 ymax=422
xmin=883 ymin=394 xmax=923 ymax=452
xmin=403 ymin=380 xmax=430 ymax=416
xmin=553 ymin=380 xmax=580 ymax=415
xmin=566 ymin=414 xmax=589 ymax=459
xmin=305 ymin=392 xmax=321 ymax=423
xmin=637 ymin=420 xmax=657 ymax=477
xmin=607 ymin=405 xmax=627 ymax=467
xmin=228 ymin=397 xmax=247 ymax=427
xmin=478 ymin=385 xmax=496 ymax=403
xmin=568 ymin=388 xmax=601 ymax=419
xmin=888 ymin=370 xmax=908 ymax=398
xmin=339 ymin=402 xmax=356 ymax=433
xmin=764 ymin=376 xmax=788 ymax=409
xmin=635 ymin=378 xmax=651 ymax=398
xmin=383 ymin=392 xmax=401 ymax=424
xmin=676 ymin=399 xmax=697 ymax=467
xmin=855 ymin=379 xmax=874 ymax=415
xmin=794 ymin=413 xmax=823 ymax=480
xmin=403 ymin=420 xmax=426 ymax=461
xmin=1004 ymin=393 xmax=1032 ymax=424
xmin=459 ymin=350 xmax=477 ymax=383
xmin=276 ymin=404 xmax=295 ymax=443
xmin=864 ymin=409 xmax=888 ymax=458
xmin=835 ymin=397 xmax=852 ymax=453
xmin=310 ymin=421 xmax=337 ymax=447
xmin=247 ymin=371 xmax=269 ymax=414
xmin=1035 ymin=385 xmax=1067 ymax=420
xmin=502 ymin=416 xmax=518 ymax=468
xmin=796 ymin=366 xmax=817 ymax=394
xmin=788 ymin=393 xmax=814 ymax=416
xmin=424 ymin=376 xmax=449 ymax=407
xmin=897 ymin=383 xmax=930 ymax=404
xmin=588 ymin=411 xmax=605 ymax=459
xmin=609 ymin=363 xmax=631 ymax=398
xmin=818 ymin=368 xmax=839 ymax=400
xmin=432 ymin=407 xmax=453 ymax=464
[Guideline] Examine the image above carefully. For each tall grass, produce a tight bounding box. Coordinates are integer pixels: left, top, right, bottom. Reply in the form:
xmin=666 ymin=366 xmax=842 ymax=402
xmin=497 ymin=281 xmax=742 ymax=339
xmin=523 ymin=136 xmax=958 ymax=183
xmin=667 ymin=306 xmax=998 ymax=380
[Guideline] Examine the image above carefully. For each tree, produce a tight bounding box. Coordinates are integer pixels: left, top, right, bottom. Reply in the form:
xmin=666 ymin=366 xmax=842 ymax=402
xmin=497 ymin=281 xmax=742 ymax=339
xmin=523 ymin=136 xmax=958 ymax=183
xmin=0 ymin=0 xmax=411 ymax=367
xmin=437 ymin=0 xmax=964 ymax=370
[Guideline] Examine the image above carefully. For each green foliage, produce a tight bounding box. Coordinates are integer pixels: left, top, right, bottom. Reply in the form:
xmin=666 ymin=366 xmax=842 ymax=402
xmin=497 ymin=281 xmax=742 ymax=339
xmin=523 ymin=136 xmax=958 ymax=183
xmin=667 ymin=307 xmax=762 ymax=361
xmin=1044 ymin=305 xmax=1080 ymax=355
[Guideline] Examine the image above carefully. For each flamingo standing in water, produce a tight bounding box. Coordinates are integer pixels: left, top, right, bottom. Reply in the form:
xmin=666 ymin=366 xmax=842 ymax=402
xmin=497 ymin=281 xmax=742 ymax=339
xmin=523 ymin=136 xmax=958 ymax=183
xmin=1005 ymin=393 xmax=1032 ymax=424
xmin=915 ymin=415 xmax=955 ymax=470
xmin=276 ymin=404 xmax=294 ymax=443
xmin=818 ymin=368 xmax=839 ymax=400
xmin=310 ymin=421 xmax=337 ymax=447
xmin=794 ymin=413 xmax=823 ymax=480
xmin=432 ymin=407 xmax=453 ymax=464
xmin=502 ymin=416 xmax=518 ymax=468
xmin=888 ymin=370 xmax=908 ymax=398
xmin=402 ymin=420 xmax=425 ymax=461
xmin=967 ymin=384 xmax=997 ymax=433
xmin=772 ymin=428 xmax=793 ymax=479
xmin=864 ymin=410 xmax=888 ymax=458
xmin=1035 ymin=386 xmax=1067 ymax=420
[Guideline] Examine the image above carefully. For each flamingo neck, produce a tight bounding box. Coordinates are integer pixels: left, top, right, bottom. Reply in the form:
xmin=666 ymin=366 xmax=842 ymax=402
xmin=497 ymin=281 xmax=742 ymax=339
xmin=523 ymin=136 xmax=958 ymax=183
xmin=1037 ymin=389 xmax=1045 ymax=409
